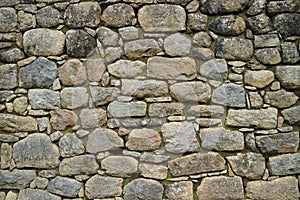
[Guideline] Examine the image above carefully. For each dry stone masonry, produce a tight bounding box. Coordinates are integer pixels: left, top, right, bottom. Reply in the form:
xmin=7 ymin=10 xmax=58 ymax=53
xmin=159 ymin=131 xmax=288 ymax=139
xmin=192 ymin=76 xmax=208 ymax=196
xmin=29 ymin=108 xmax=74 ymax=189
xmin=0 ymin=0 xmax=299 ymax=199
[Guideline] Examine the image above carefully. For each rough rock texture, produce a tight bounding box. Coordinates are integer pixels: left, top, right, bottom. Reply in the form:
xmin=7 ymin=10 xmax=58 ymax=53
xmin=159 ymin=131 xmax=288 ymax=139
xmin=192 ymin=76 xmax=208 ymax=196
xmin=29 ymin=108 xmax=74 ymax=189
xmin=165 ymin=181 xmax=194 ymax=200
xmin=164 ymin=33 xmax=191 ymax=56
xmin=273 ymin=13 xmax=300 ymax=38
xmin=47 ymin=176 xmax=81 ymax=197
xmin=212 ymin=83 xmax=246 ymax=107
xmin=108 ymin=60 xmax=146 ymax=78
xmin=50 ymin=109 xmax=78 ymax=131
xmin=58 ymin=133 xmax=84 ymax=157
xmin=264 ymin=89 xmax=298 ymax=108
xmin=0 ymin=113 xmax=37 ymax=132
xmin=101 ymin=156 xmax=138 ymax=177
xmin=124 ymin=39 xmax=161 ymax=59
xmin=60 ymin=87 xmax=88 ymax=109
xmin=0 ymin=8 xmax=18 ymax=32
xmin=126 ymin=128 xmax=161 ymax=151
xmin=244 ymin=70 xmax=274 ymax=88
xmin=0 ymin=64 xmax=17 ymax=89
xmin=199 ymin=59 xmax=228 ymax=81
xmin=18 ymin=189 xmax=61 ymax=200
xmin=200 ymin=0 xmax=249 ymax=14
xmin=28 ymin=89 xmax=60 ymax=110
xmin=108 ymin=101 xmax=147 ymax=118
xmin=59 ymin=59 xmax=87 ymax=86
xmin=36 ymin=6 xmax=61 ymax=28
xmin=79 ymin=108 xmax=107 ymax=129
xmin=209 ymin=15 xmax=246 ymax=36
xmin=281 ymin=106 xmax=300 ymax=125
xmin=0 ymin=170 xmax=36 ymax=189
xmin=275 ymin=66 xmax=300 ymax=89
xmin=268 ymin=153 xmax=300 ymax=175
xmin=148 ymin=103 xmax=184 ymax=117
xmin=102 ymin=3 xmax=135 ymax=27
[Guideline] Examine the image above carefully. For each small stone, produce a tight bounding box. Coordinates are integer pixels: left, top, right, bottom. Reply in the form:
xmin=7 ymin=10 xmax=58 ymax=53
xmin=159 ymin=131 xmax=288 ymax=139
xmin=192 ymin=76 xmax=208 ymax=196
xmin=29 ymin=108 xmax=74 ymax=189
xmin=199 ymin=59 xmax=228 ymax=81
xmin=140 ymin=152 xmax=169 ymax=164
xmin=193 ymin=48 xmax=214 ymax=60
xmin=37 ymin=117 xmax=50 ymax=132
xmin=118 ymin=26 xmax=139 ymax=41
xmin=165 ymin=181 xmax=193 ymax=200
xmin=0 ymin=48 xmax=25 ymax=63
xmin=126 ymin=128 xmax=161 ymax=151
xmin=108 ymin=60 xmax=146 ymax=78
xmin=0 ymin=113 xmax=37 ymax=132
xmin=276 ymin=65 xmax=300 ymax=89
xmin=1 ymin=143 xmax=12 ymax=169
xmin=79 ymin=108 xmax=107 ymax=129
xmin=58 ymin=133 xmax=84 ymax=158
xmin=97 ymin=27 xmax=119 ymax=47
xmin=28 ymin=89 xmax=60 ymax=110
xmin=86 ymin=58 xmax=106 ymax=82
xmin=200 ymin=0 xmax=249 ymax=14
xmin=187 ymin=13 xmax=207 ymax=31
xmin=193 ymin=31 xmax=212 ymax=47
xmin=105 ymin=47 xmax=123 ymax=63
xmin=108 ymin=101 xmax=147 ymax=118
xmin=36 ymin=6 xmax=61 ymax=28
xmin=148 ymin=103 xmax=184 ymax=117
xmin=268 ymin=153 xmax=300 ymax=175
xmin=273 ymin=13 xmax=300 ymax=38
xmin=124 ymin=39 xmax=161 ymax=59
xmin=264 ymin=89 xmax=298 ymax=108
xmin=267 ymin=0 xmax=299 ymax=16
xmin=246 ymin=0 xmax=266 ymax=15
xmin=281 ymin=105 xmax=300 ymax=125
xmin=254 ymin=34 xmax=280 ymax=48
xmin=0 ymin=8 xmax=18 ymax=33
xmin=90 ymin=86 xmax=120 ymax=106
xmin=0 ymin=170 xmax=36 ymax=189
xmin=244 ymin=70 xmax=274 ymax=88
xmin=50 ymin=109 xmax=78 ymax=130
xmin=60 ymin=87 xmax=88 ymax=109
xmin=59 ymin=59 xmax=87 ymax=86
xmin=255 ymin=48 xmax=281 ymax=65
xmin=209 ymin=15 xmax=246 ymax=36
xmin=0 ymin=64 xmax=17 ymax=90
xmin=186 ymin=104 xmax=225 ymax=117
xmin=18 ymin=189 xmax=61 ymax=200
xmin=18 ymin=11 xmax=35 ymax=31
xmin=164 ymin=33 xmax=191 ymax=56
xmin=281 ymin=42 xmax=300 ymax=64
xmin=102 ymin=3 xmax=135 ymax=27
xmin=247 ymin=13 xmax=273 ymax=34
xmin=249 ymin=92 xmax=263 ymax=108
xmin=139 ymin=163 xmax=168 ymax=180
xmin=101 ymin=156 xmax=138 ymax=177
xmin=47 ymin=176 xmax=82 ymax=197
xmin=50 ymin=131 xmax=63 ymax=142
xmin=5 ymin=191 xmax=18 ymax=200
xmin=212 ymin=83 xmax=246 ymax=107
xmin=186 ymin=0 xmax=200 ymax=12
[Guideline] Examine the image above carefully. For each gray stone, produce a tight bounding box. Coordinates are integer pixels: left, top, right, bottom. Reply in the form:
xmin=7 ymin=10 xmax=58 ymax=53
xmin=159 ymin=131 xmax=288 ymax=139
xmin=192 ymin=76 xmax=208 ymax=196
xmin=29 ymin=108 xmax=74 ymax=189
xmin=256 ymin=132 xmax=299 ymax=154
xmin=0 ymin=64 xmax=17 ymax=89
xmin=281 ymin=106 xmax=300 ymax=125
xmin=18 ymin=11 xmax=36 ymax=32
xmin=0 ymin=8 xmax=18 ymax=33
xmin=79 ymin=108 xmax=107 ymax=129
xmin=118 ymin=26 xmax=139 ymax=41
xmin=200 ymin=127 xmax=244 ymax=151
xmin=59 ymin=134 xmax=84 ymax=158
xmin=19 ymin=57 xmax=58 ymax=88
xmin=212 ymin=83 xmax=245 ymax=107
xmin=139 ymin=163 xmax=168 ymax=180
xmin=18 ymin=189 xmax=61 ymax=200
xmin=165 ymin=181 xmax=194 ymax=200
xmin=255 ymin=48 xmax=281 ymax=65
xmin=97 ymin=27 xmax=119 ymax=47
xmin=1 ymin=143 xmax=12 ymax=169
xmin=276 ymin=66 xmax=300 ymax=89
xmin=0 ymin=113 xmax=37 ymax=132
xmin=227 ymin=152 xmax=265 ymax=179
xmin=105 ymin=47 xmax=123 ymax=63
xmin=140 ymin=152 xmax=170 ymax=164
xmin=209 ymin=15 xmax=246 ymax=36
xmin=197 ymin=176 xmax=244 ymax=200
xmin=47 ymin=176 xmax=82 ymax=197
xmin=264 ymin=89 xmax=298 ymax=108
xmin=13 ymin=133 xmax=60 ymax=169
xmin=59 ymin=155 xmax=99 ymax=176
xmin=254 ymin=34 xmax=280 ymax=48
xmin=246 ymin=177 xmax=300 ymax=200
xmin=60 ymin=87 xmax=88 ymax=109
xmin=101 ymin=156 xmax=138 ymax=177
xmin=126 ymin=128 xmax=161 ymax=151
xmin=50 ymin=109 xmax=78 ymax=131
xmin=90 ymin=86 xmax=120 ymax=106
xmin=12 ymin=96 xmax=27 ymax=114
xmin=247 ymin=13 xmax=273 ymax=34
xmin=193 ymin=31 xmax=212 ymax=47
xmin=86 ymin=58 xmax=106 ymax=82
xmin=268 ymin=153 xmax=300 ymax=175
xmin=200 ymin=0 xmax=249 ymax=14
xmin=193 ymin=47 xmax=214 ymax=61
xmin=187 ymin=13 xmax=208 ymax=31
xmin=138 ymin=4 xmax=186 ymax=32
xmin=36 ymin=6 xmax=61 ymax=28
xmin=0 ymin=48 xmax=25 ymax=63
xmin=0 ymin=170 xmax=36 ymax=189
xmin=64 ymin=2 xmax=101 ymax=28
xmin=168 ymin=152 xmax=225 ymax=176
xmin=246 ymin=0 xmax=266 ymax=15
xmin=86 ymin=128 xmax=124 ymax=153
xmin=124 ymin=39 xmax=161 ymax=59
xmin=281 ymin=42 xmax=300 ymax=64
xmin=164 ymin=33 xmax=191 ymax=56
xmin=123 ymin=178 xmax=163 ymax=200
xmin=108 ymin=101 xmax=147 ymax=118
xmin=0 ymin=0 xmax=20 ymax=6
xmin=102 ymin=3 xmax=135 ymax=27
xmin=85 ymin=175 xmax=122 ymax=199
xmin=59 ymin=59 xmax=87 ymax=86
xmin=28 ymin=89 xmax=60 ymax=110
xmin=199 ymin=59 xmax=228 ymax=81
xmin=148 ymin=103 xmax=185 ymax=117
xmin=249 ymin=92 xmax=263 ymax=108
xmin=0 ymin=134 xmax=19 ymax=143
xmin=188 ymin=105 xmax=225 ymax=118
xmin=23 ymin=29 xmax=65 ymax=56
xmin=108 ymin=60 xmax=146 ymax=78
xmin=35 ymin=177 xmax=48 ymax=189
xmin=244 ymin=70 xmax=274 ymax=88
xmin=226 ymin=108 xmax=278 ymax=129
xmin=267 ymin=0 xmax=299 ymax=15
xmin=273 ymin=13 xmax=300 ymax=38
xmin=161 ymin=122 xmax=200 ymax=154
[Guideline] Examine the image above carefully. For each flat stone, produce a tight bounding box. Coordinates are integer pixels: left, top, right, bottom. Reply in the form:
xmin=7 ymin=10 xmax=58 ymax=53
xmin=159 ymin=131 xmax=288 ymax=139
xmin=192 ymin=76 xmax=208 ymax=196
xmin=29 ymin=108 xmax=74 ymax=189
xmin=140 ymin=152 xmax=170 ymax=164
xmin=126 ymin=128 xmax=161 ymax=151
xmin=104 ymin=47 xmax=123 ymax=63
xmin=0 ymin=170 xmax=36 ymax=189
xmin=18 ymin=189 xmax=61 ymax=200
xmin=102 ymin=3 xmax=135 ymax=27
xmin=193 ymin=31 xmax=212 ymax=47
xmin=165 ymin=181 xmax=194 ymax=200
xmin=249 ymin=92 xmax=263 ymax=108
xmin=60 ymin=87 xmax=88 ymax=109
xmin=0 ymin=64 xmax=17 ymax=89
xmin=254 ymin=34 xmax=280 ymax=48
xmin=281 ymin=105 xmax=300 ymax=125
xmin=247 ymin=13 xmax=273 ymax=34
xmin=123 ymin=178 xmax=163 ymax=200
xmin=36 ymin=6 xmax=61 ymax=28
xmin=138 ymin=4 xmax=186 ymax=32
xmin=164 ymin=33 xmax=191 ymax=56
xmin=59 ymin=155 xmax=99 ymax=176
xmin=0 ymin=134 xmax=19 ymax=143
xmin=97 ymin=27 xmax=119 ymax=47
xmin=276 ymin=66 xmax=300 ymax=89
xmin=188 ymin=105 xmax=225 ymax=117
xmin=118 ymin=26 xmax=139 ymax=40
xmin=264 ymin=89 xmax=298 ymax=108
xmin=199 ymin=59 xmax=228 ymax=81
xmin=226 ymin=108 xmax=278 ymax=129
xmin=28 ymin=89 xmax=60 ymax=110
xmin=267 ymin=0 xmax=299 ymax=15
xmin=85 ymin=175 xmax=122 ymax=199
xmin=108 ymin=101 xmax=147 ymax=118
xmin=124 ymin=39 xmax=161 ymax=59
xmin=90 ymin=86 xmax=120 ymax=106
xmin=86 ymin=58 xmax=106 ymax=82
xmin=58 ymin=133 xmax=84 ymax=158
xmin=246 ymin=0 xmax=266 ymax=15
xmin=197 ymin=176 xmax=244 ymax=200
xmin=59 ymin=59 xmax=87 ymax=86
xmin=0 ymin=113 xmax=37 ymax=132
xmin=209 ymin=15 xmax=246 ymax=36
xmin=0 ymin=48 xmax=25 ymax=63
xmin=148 ymin=103 xmax=185 ymax=117
xmin=193 ymin=47 xmax=214 ymax=60
xmin=23 ymin=29 xmax=65 ymax=56
xmin=168 ymin=152 xmax=225 ymax=176
xmin=108 ymin=59 xmax=146 ymax=78
xmin=212 ymin=83 xmax=246 ymax=107
xmin=139 ymin=163 xmax=168 ymax=180
xmin=268 ymin=153 xmax=300 ymax=175
xmin=101 ymin=156 xmax=138 ymax=177
xmin=246 ymin=176 xmax=300 ymax=200
xmin=187 ymin=13 xmax=208 ymax=31
xmin=147 ymin=57 xmax=197 ymax=80
xmin=161 ymin=122 xmax=200 ymax=154
xmin=13 ymin=133 xmax=60 ymax=169
xmin=47 ymin=176 xmax=82 ymax=198
xmin=0 ymin=0 xmax=20 ymax=6
xmin=200 ymin=0 xmax=249 ymax=14
xmin=244 ymin=70 xmax=274 ymax=88
xmin=50 ymin=109 xmax=78 ymax=131
xmin=200 ymin=127 xmax=244 ymax=151
xmin=227 ymin=152 xmax=265 ymax=179
xmin=255 ymin=48 xmax=281 ymax=65
xmin=79 ymin=108 xmax=107 ymax=129
xmin=1 ymin=143 xmax=12 ymax=169
xmin=0 ymin=8 xmax=18 ymax=33
xmin=273 ymin=13 xmax=300 ymax=38
xmin=281 ymin=42 xmax=300 ymax=64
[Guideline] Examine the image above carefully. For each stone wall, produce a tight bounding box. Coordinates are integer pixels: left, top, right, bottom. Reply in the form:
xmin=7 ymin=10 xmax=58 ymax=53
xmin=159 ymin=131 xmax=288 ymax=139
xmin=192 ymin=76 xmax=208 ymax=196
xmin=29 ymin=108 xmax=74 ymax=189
xmin=0 ymin=0 xmax=300 ymax=199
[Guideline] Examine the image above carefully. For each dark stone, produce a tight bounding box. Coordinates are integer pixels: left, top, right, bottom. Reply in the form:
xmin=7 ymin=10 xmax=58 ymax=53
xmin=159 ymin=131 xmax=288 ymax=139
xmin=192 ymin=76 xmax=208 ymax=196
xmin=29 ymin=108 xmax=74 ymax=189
xmin=0 ymin=48 xmax=25 ymax=63
xmin=209 ymin=15 xmax=246 ymax=36
xmin=200 ymin=0 xmax=249 ymax=14
xmin=36 ymin=6 xmax=61 ymax=28
xmin=247 ymin=13 xmax=273 ymax=34
xmin=273 ymin=13 xmax=300 ymax=38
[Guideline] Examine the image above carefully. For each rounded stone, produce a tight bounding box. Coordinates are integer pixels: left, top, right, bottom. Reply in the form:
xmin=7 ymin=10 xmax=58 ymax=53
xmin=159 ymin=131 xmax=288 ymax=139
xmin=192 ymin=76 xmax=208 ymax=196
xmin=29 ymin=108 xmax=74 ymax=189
xmin=101 ymin=3 xmax=135 ymax=27
xmin=164 ymin=33 xmax=191 ymax=56
xmin=209 ymin=15 xmax=246 ymax=36
xmin=59 ymin=59 xmax=87 ymax=86
xmin=36 ymin=6 xmax=61 ymax=28
xmin=126 ymin=128 xmax=161 ymax=151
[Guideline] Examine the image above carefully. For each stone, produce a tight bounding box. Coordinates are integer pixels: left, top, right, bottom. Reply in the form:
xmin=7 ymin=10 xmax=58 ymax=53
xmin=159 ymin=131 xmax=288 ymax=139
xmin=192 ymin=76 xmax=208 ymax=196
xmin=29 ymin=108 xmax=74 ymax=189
xmin=256 ymin=132 xmax=299 ymax=154
xmin=47 ymin=176 xmax=82 ymax=198
xmin=246 ymin=176 xmax=300 ymax=200
xmin=147 ymin=57 xmax=197 ymax=80
xmin=102 ymin=3 xmax=135 ymax=27
xmin=18 ymin=11 xmax=36 ymax=31
xmin=268 ymin=153 xmax=300 ymax=175
xmin=18 ymin=189 xmax=61 ymax=200
xmin=79 ymin=108 xmax=107 ymax=129
xmin=126 ymin=128 xmax=161 ymax=151
xmin=108 ymin=101 xmax=147 ymax=118
xmin=0 ymin=64 xmax=17 ymax=89
xmin=86 ymin=128 xmax=124 ymax=153
xmin=215 ymin=38 xmax=253 ymax=61
xmin=13 ymin=133 xmax=60 ymax=169
xmin=249 ymin=92 xmax=263 ymax=108
xmin=164 ymin=33 xmax=191 ymax=56
xmin=0 ymin=113 xmax=37 ymax=132
xmin=212 ymin=83 xmax=246 ymax=107
xmin=60 ymin=87 xmax=88 ymax=109
xmin=5 ymin=191 xmax=18 ymax=200
xmin=58 ymin=133 xmax=84 ymax=158
xmin=0 ymin=0 xmax=19 ymax=6
xmin=254 ymin=34 xmax=280 ymax=48
xmin=23 ymin=29 xmax=65 ymax=56
xmin=200 ymin=127 xmax=244 ymax=151
xmin=255 ymin=48 xmax=281 ymax=65
xmin=161 ymin=122 xmax=200 ymax=154
xmin=0 ymin=48 xmax=25 ymax=63
xmin=59 ymin=59 xmax=87 ymax=86
xmin=0 ymin=170 xmax=36 ymax=189
xmin=36 ymin=6 xmax=61 ymax=28
xmin=244 ymin=70 xmax=274 ymax=88
xmin=66 ymin=30 xmax=96 ymax=58
xmin=276 ymin=66 xmax=300 ymax=89
xmin=105 ymin=47 xmax=123 ymax=63
xmin=281 ymin=42 xmax=300 ymax=64
xmin=28 ymin=89 xmax=60 ymax=110
xmin=227 ymin=152 xmax=265 ymax=179
xmin=138 ymin=4 xmax=186 ymax=32
xmin=193 ymin=31 xmax=212 ymax=47
xmin=148 ymin=103 xmax=185 ymax=117
xmin=86 ymin=58 xmax=106 ymax=82
xmin=197 ymin=176 xmax=244 ymax=200
xmin=59 ymin=155 xmax=99 ymax=176
xmin=247 ymin=13 xmax=273 ymax=34
xmin=1 ymin=143 xmax=12 ymax=169
xmin=199 ymin=59 xmax=228 ymax=81
xmin=97 ymin=27 xmax=119 ymax=47
xmin=187 ymin=13 xmax=208 ymax=31
xmin=139 ymin=163 xmax=167 ymax=180
xmin=192 ymin=48 xmax=214 ymax=60
xmin=200 ymin=0 xmax=249 ymax=14
xmin=273 ymin=13 xmax=300 ymax=38
xmin=226 ymin=108 xmax=278 ymax=129
xmin=123 ymin=178 xmax=163 ymax=200
xmin=209 ymin=15 xmax=246 ymax=36
xmin=108 ymin=60 xmax=146 ymax=78
xmin=64 ymin=2 xmax=101 ymax=28
xmin=281 ymin=106 xmax=300 ymax=125
xmin=50 ymin=109 xmax=78 ymax=131
xmin=101 ymin=156 xmax=138 ymax=177
xmin=264 ymin=89 xmax=298 ymax=108
xmin=0 ymin=8 xmax=18 ymax=33
xmin=118 ymin=26 xmax=139 ymax=41
xmin=165 ymin=181 xmax=193 ymax=200
xmin=124 ymin=39 xmax=161 ymax=59
xmin=267 ymin=0 xmax=299 ymax=16
xmin=140 ymin=152 xmax=169 ymax=164
xmin=188 ymin=105 xmax=225 ymax=118
xmin=246 ymin=0 xmax=266 ymax=15
xmin=90 ymin=86 xmax=120 ymax=106
xmin=168 ymin=152 xmax=225 ymax=176
xmin=85 ymin=175 xmax=122 ymax=199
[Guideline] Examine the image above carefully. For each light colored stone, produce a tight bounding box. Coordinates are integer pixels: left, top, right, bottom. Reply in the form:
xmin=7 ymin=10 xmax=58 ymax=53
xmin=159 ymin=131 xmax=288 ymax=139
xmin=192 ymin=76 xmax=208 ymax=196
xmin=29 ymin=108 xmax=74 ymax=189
xmin=139 ymin=163 xmax=168 ymax=180
xmin=36 ymin=6 xmax=60 ymax=28
xmin=102 ymin=3 xmax=135 ymax=27
xmin=148 ymin=103 xmax=184 ymax=117
xmin=188 ymin=105 xmax=225 ymax=117
xmin=276 ymin=65 xmax=300 ymax=89
xmin=255 ymin=48 xmax=281 ymax=65
xmin=124 ymin=39 xmax=161 ymax=59
xmin=126 ymin=128 xmax=161 ymax=151
xmin=13 ymin=97 xmax=28 ymax=114
xmin=164 ymin=33 xmax=191 ymax=56
xmin=97 ymin=27 xmax=119 ymax=47
xmin=199 ymin=59 xmax=228 ymax=81
xmin=58 ymin=133 xmax=84 ymax=158
xmin=1 ymin=143 xmax=12 ymax=169
xmin=108 ymin=59 xmax=146 ymax=78
xmin=28 ymin=89 xmax=60 ymax=110
xmin=86 ymin=58 xmax=106 ymax=82
xmin=0 ymin=64 xmax=17 ymax=90
xmin=264 ymin=89 xmax=298 ymax=108
xmin=254 ymin=34 xmax=280 ymax=48
xmin=47 ymin=176 xmax=82 ymax=198
xmin=187 ymin=13 xmax=208 ymax=31
xmin=0 ymin=113 xmax=37 ymax=132
xmin=50 ymin=109 xmax=78 ymax=131
xmin=90 ymin=86 xmax=120 ymax=106
xmin=244 ymin=70 xmax=274 ymax=89
xmin=212 ymin=83 xmax=246 ymax=107
xmin=79 ymin=108 xmax=106 ymax=129
xmin=101 ymin=156 xmax=138 ymax=177
xmin=0 ymin=8 xmax=18 ymax=33
xmin=281 ymin=105 xmax=300 ymax=125
xmin=108 ymin=101 xmax=147 ymax=118
xmin=60 ymin=87 xmax=88 ymax=109
xmin=59 ymin=59 xmax=87 ymax=86
xmin=269 ymin=153 xmax=300 ymax=175
xmin=18 ymin=189 xmax=61 ymax=200
xmin=0 ymin=170 xmax=36 ymax=189
xmin=165 ymin=181 xmax=194 ymax=200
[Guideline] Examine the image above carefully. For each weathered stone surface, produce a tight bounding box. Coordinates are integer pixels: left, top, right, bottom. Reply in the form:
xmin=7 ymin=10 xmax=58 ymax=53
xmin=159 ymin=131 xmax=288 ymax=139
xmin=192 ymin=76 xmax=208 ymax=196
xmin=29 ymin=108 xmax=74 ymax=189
xmin=101 ymin=156 xmax=138 ymax=177
xmin=124 ymin=39 xmax=161 ymax=59
xmin=140 ymin=152 xmax=169 ymax=164
xmin=188 ymin=105 xmax=225 ymax=117
xmin=0 ymin=64 xmax=17 ymax=89
xmin=102 ymin=3 xmax=134 ymax=27
xmin=1 ymin=143 xmax=12 ymax=169
xmin=105 ymin=47 xmax=123 ymax=63
xmin=23 ymin=29 xmax=65 ymax=56
xmin=138 ymin=4 xmax=186 ymax=32
xmin=79 ymin=108 xmax=107 ymax=129
xmin=197 ymin=176 xmax=244 ymax=200
xmin=0 ymin=48 xmax=24 ymax=63
xmin=187 ymin=13 xmax=208 ymax=31
xmin=170 ymin=82 xmax=211 ymax=103
xmin=126 ymin=128 xmax=161 ymax=151
xmin=246 ymin=177 xmax=300 ymax=200
xmin=267 ymin=0 xmax=299 ymax=16
xmin=47 ymin=176 xmax=81 ymax=197
xmin=90 ymin=86 xmax=120 ymax=106
xmin=85 ymin=175 xmax=122 ymax=199
xmin=97 ymin=27 xmax=119 ymax=47
xmin=0 ymin=8 xmax=18 ymax=33
xmin=0 ymin=170 xmax=36 ymax=189
xmin=200 ymin=127 xmax=244 ymax=151
xmin=254 ymin=34 xmax=280 ymax=48
xmin=86 ymin=128 xmax=123 ymax=153
xmin=212 ymin=83 xmax=246 ymax=107
xmin=273 ymin=13 xmax=300 ymax=38
xmin=209 ymin=15 xmax=246 ymax=36
xmin=108 ymin=60 xmax=146 ymax=78
xmin=66 ymin=30 xmax=96 ymax=58
xmin=227 ymin=153 xmax=265 ymax=179
xmin=281 ymin=106 xmax=300 ymax=125
xmin=268 ymin=153 xmax=300 ymax=175
xmin=123 ymin=178 xmax=163 ymax=200
xmin=276 ymin=65 xmax=300 ymax=89
xmin=249 ymin=92 xmax=263 ymax=108
xmin=13 ymin=133 xmax=60 ymax=169
xmin=247 ymin=13 xmax=273 ymax=34
xmin=18 ymin=10 xmax=36 ymax=32
xmin=164 ymin=33 xmax=191 ymax=56
xmin=193 ymin=47 xmax=214 ymax=61
xmin=165 ymin=181 xmax=194 ymax=200
xmin=168 ymin=152 xmax=225 ymax=176
xmin=60 ymin=87 xmax=88 ymax=109
xmin=215 ymin=38 xmax=253 ymax=61
xmin=36 ymin=6 xmax=61 ymax=28
xmin=161 ymin=122 xmax=200 ymax=154
xmin=59 ymin=155 xmax=99 ymax=176
xmin=281 ymin=42 xmax=300 ymax=64
xmin=50 ymin=109 xmax=78 ymax=131
xmin=18 ymin=189 xmax=61 ymax=200
xmin=244 ymin=70 xmax=274 ymax=88
xmin=255 ymin=48 xmax=281 ymax=65
xmin=200 ymin=0 xmax=249 ymax=14
xmin=256 ymin=132 xmax=299 ymax=154
xmin=0 ymin=0 xmax=19 ymax=6
xmin=193 ymin=31 xmax=212 ymax=47
xmin=246 ymin=0 xmax=266 ymax=15
xmin=226 ymin=108 xmax=278 ymax=129
xmin=199 ymin=59 xmax=228 ymax=81
xmin=148 ymin=103 xmax=184 ymax=117
xmin=58 ymin=133 xmax=84 ymax=157
xmin=86 ymin=58 xmax=106 ymax=82
xmin=108 ymin=101 xmax=147 ymax=118
xmin=28 ymin=89 xmax=60 ymax=110
xmin=139 ymin=163 xmax=168 ymax=180
xmin=59 ymin=59 xmax=87 ymax=86
xmin=264 ymin=89 xmax=298 ymax=108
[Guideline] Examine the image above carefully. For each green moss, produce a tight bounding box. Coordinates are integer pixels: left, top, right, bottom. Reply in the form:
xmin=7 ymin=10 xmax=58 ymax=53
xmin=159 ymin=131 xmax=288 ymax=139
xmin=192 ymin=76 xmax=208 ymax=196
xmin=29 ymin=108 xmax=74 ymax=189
xmin=61 ymin=26 xmax=69 ymax=34
xmin=62 ymin=127 xmax=73 ymax=135
xmin=123 ymin=178 xmax=131 ymax=186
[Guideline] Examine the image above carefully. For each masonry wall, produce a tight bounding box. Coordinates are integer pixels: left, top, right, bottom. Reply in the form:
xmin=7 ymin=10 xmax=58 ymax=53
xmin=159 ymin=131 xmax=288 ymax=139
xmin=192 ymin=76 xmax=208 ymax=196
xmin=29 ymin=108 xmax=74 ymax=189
xmin=0 ymin=0 xmax=300 ymax=199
